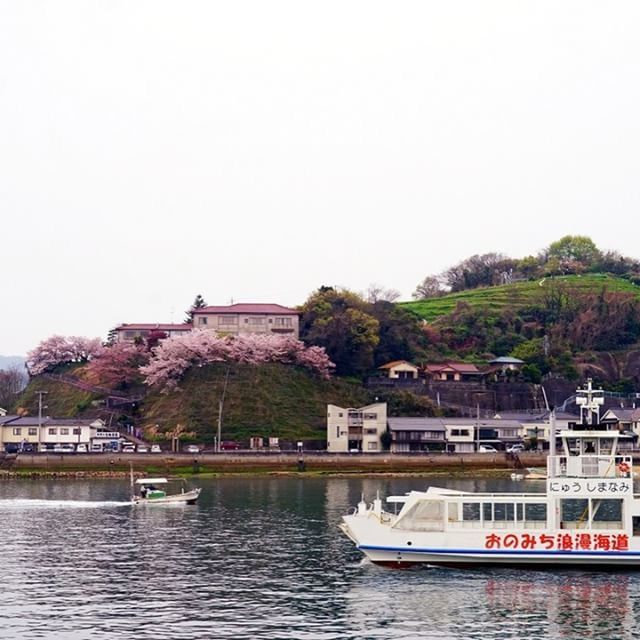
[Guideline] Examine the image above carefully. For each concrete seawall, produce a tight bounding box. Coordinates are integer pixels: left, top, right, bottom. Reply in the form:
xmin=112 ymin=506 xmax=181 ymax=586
xmin=3 ymin=452 xmax=549 ymax=475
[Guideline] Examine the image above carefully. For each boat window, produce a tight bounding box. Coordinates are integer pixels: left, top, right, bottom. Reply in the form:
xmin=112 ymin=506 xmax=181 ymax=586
xmin=483 ymin=503 xmax=492 ymax=521
xmin=394 ymin=499 xmax=444 ymax=531
xmin=497 ymin=503 xmax=515 ymax=522
xmin=591 ymin=498 xmax=623 ymax=529
xmin=462 ymin=503 xmax=481 ymax=521
xmin=524 ymin=503 xmax=547 ymax=521
xmin=561 ymin=499 xmax=589 ymax=529
xmin=516 ymin=503 xmax=523 ymax=521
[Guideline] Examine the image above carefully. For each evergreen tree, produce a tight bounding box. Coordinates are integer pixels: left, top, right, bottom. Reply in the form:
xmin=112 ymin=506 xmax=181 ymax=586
xmin=185 ymin=294 xmax=207 ymax=324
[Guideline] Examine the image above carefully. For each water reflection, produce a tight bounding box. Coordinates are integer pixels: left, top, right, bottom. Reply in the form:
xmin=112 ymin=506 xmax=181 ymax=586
xmin=0 ymin=476 xmax=638 ymax=639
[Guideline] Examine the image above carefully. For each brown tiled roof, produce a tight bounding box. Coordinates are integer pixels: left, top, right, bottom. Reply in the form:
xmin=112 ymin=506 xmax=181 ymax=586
xmin=193 ymin=304 xmax=298 ymax=315
xmin=115 ymin=324 xmax=191 ymax=331
xmin=378 ymin=360 xmax=418 ymax=370
xmin=424 ymin=362 xmax=481 ymax=374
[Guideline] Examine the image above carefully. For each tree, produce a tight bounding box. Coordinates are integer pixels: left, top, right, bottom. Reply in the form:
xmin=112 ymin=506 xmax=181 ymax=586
xmin=365 ymin=284 xmax=401 ymax=304
xmin=412 ymin=276 xmax=445 ymax=300
xmin=299 ymin=288 xmax=379 ymax=376
xmin=546 ymin=236 xmax=601 ymax=270
xmin=86 ymin=342 xmax=150 ymax=389
xmin=26 ymin=335 xmax=102 ymax=375
xmin=140 ymin=332 xmax=334 ymax=391
xmin=0 ymin=365 xmax=27 ymax=409
xmin=184 ymin=294 xmax=207 ymax=324
xmin=369 ymin=301 xmax=429 ymax=366
xmin=441 ymin=253 xmax=515 ymax=292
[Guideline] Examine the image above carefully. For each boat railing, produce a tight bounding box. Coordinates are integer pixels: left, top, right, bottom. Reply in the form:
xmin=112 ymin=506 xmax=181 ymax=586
xmin=547 ymin=455 xmax=632 ymax=479
xmin=447 ymin=520 xmax=546 ymax=531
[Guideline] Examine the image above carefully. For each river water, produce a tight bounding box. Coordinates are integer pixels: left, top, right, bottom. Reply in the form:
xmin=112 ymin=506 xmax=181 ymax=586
xmin=0 ymin=475 xmax=637 ymax=640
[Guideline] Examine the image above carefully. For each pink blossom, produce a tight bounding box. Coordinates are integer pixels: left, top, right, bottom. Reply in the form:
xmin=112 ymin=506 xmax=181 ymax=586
xmin=141 ymin=331 xmax=334 ymax=390
xmin=26 ymin=335 xmax=102 ymax=376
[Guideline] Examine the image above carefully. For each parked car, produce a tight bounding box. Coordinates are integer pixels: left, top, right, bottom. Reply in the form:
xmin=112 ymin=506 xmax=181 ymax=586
xmin=76 ymin=444 xmax=88 ymax=453
xmin=479 ymin=445 xmax=498 ymax=453
xmin=122 ymin=444 xmax=135 ymax=453
xmin=150 ymin=444 xmax=162 ymax=453
xmin=506 ymin=444 xmax=525 ymax=453
xmin=54 ymin=444 xmax=76 ymax=454
xmin=4 ymin=444 xmax=19 ymax=454
xmin=137 ymin=445 xmax=148 ymax=453
xmin=185 ymin=445 xmax=200 ymax=454
xmin=220 ymin=441 xmax=241 ymax=451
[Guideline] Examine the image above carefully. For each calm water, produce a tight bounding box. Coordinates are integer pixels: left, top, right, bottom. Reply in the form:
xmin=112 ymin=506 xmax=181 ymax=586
xmin=0 ymin=475 xmax=638 ymax=640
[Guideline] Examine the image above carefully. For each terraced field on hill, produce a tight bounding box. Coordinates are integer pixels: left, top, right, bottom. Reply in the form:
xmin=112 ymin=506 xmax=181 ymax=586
xmin=401 ymin=274 xmax=640 ymax=322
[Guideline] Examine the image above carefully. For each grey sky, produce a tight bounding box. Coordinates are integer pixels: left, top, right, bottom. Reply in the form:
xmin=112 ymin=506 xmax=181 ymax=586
xmin=2 ymin=1 xmax=640 ymax=356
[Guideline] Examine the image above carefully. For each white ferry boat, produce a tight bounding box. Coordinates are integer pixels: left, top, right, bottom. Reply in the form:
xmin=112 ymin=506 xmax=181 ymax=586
xmin=340 ymin=380 xmax=640 ymax=568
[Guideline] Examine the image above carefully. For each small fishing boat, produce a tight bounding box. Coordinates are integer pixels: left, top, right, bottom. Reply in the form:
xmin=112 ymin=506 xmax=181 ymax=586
xmin=340 ymin=380 xmax=640 ymax=569
xmin=131 ymin=477 xmax=201 ymax=505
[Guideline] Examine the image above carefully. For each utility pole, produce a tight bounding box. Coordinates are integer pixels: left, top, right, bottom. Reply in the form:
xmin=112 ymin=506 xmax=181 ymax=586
xmin=216 ymin=366 xmax=231 ymax=452
xmin=36 ymin=390 xmax=48 ymax=452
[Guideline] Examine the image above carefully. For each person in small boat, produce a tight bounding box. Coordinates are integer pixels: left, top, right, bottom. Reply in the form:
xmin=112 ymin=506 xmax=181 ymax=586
xmin=140 ymin=486 xmax=148 ymax=498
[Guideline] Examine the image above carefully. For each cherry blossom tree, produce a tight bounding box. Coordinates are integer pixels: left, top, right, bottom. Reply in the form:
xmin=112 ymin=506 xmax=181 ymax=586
xmin=86 ymin=342 xmax=150 ymax=388
xmin=26 ymin=335 xmax=102 ymax=376
xmin=141 ymin=331 xmax=334 ymax=391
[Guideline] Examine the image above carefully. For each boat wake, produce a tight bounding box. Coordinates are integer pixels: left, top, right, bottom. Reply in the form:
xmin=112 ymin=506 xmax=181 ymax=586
xmin=0 ymin=499 xmax=133 ymax=510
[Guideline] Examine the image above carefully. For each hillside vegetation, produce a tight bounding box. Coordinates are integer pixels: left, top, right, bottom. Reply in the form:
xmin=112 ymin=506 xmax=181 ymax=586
xmin=402 ymin=274 xmax=640 ymax=323
xmin=15 ymin=362 xmax=375 ymax=443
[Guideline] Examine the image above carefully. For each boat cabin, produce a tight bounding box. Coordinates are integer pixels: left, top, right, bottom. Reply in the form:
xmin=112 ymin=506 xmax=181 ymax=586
xmin=135 ymin=477 xmax=168 ymax=499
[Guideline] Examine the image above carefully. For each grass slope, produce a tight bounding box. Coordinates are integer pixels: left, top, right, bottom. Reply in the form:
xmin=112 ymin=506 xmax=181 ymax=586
xmin=141 ymin=362 xmax=373 ymax=443
xmin=402 ymin=274 xmax=640 ymax=322
xmin=14 ymin=378 xmax=98 ymax=417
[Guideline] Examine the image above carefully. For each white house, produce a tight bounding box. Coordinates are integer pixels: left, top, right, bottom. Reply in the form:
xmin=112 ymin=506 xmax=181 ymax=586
xmin=327 ymin=403 xmax=387 ymax=453
xmin=377 ymin=361 xmax=420 ymax=380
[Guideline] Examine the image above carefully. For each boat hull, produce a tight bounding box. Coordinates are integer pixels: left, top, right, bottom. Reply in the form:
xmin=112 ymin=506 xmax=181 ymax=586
xmin=132 ymin=488 xmax=201 ymax=505
xmin=359 ymin=546 xmax=640 ymax=569
xmin=340 ymin=517 xmax=640 ymax=569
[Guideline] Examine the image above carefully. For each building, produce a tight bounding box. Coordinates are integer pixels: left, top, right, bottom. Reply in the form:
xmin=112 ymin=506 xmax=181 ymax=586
xmin=115 ymin=323 xmax=192 ymax=343
xmin=602 ymin=408 xmax=640 ymax=435
xmin=387 ymin=417 xmax=446 ymax=452
xmin=0 ymin=416 xmax=111 ymax=452
xmin=423 ymin=362 xmax=484 ymax=382
xmin=488 ymin=356 xmax=525 ymax=372
xmin=377 ymin=361 xmax=420 ymax=380
xmin=327 ymin=403 xmax=387 ymax=453
xmin=192 ymin=303 xmax=300 ymax=338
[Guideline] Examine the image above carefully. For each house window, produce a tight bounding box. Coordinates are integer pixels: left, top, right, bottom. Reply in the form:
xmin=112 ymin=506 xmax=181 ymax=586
xmin=451 ymin=429 xmax=470 ymax=437
xmin=60 ymin=428 xmax=69 ymax=435
xmin=198 ymin=317 xmax=208 ymax=325
xmin=363 ymin=413 xmax=377 ymax=420
xmin=248 ymin=317 xmax=265 ymax=325
xmin=28 ymin=428 xmax=37 ymax=436
xmin=336 ymin=426 xmax=340 ymax=439
xmin=218 ymin=316 xmax=238 ymax=326
xmin=274 ymin=317 xmax=292 ymax=327
xmin=364 ymin=428 xmax=377 ymax=435
xmin=368 ymin=442 xmax=378 ymax=450
xmin=12 ymin=428 xmax=21 ymax=436
xmin=48 ymin=428 xmax=57 ymax=435
xmin=73 ymin=428 xmax=81 ymax=435
xmin=124 ymin=331 xmax=136 ymax=339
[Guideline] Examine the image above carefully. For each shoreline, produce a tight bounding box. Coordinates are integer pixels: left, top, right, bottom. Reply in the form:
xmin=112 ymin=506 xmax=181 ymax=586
xmin=0 ymin=451 xmax=547 ymax=479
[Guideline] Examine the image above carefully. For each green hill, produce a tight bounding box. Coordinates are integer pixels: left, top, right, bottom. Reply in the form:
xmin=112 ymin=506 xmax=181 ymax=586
xmin=15 ymin=363 xmax=375 ymax=444
xmin=401 ymin=274 xmax=640 ymax=323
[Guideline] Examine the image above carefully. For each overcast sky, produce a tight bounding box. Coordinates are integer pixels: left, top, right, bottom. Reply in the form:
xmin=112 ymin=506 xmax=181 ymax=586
xmin=2 ymin=1 xmax=640 ymax=356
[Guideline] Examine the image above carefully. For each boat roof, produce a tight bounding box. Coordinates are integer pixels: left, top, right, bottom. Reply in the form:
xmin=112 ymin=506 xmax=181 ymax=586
xmin=135 ymin=478 xmax=168 ymax=485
